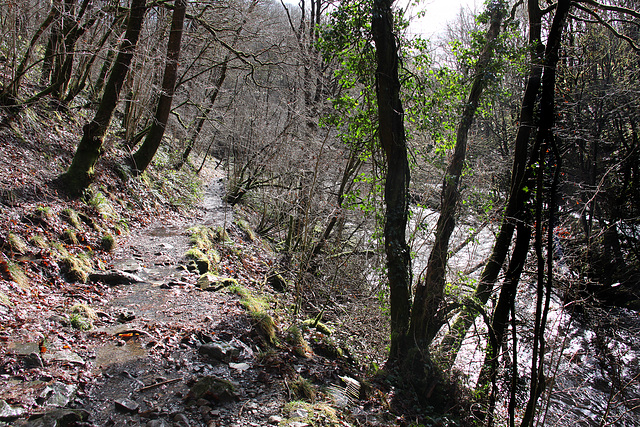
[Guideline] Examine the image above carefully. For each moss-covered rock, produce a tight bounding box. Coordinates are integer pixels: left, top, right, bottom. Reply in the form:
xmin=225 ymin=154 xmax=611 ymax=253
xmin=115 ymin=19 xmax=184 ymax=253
xmin=100 ymin=233 xmax=116 ymax=252
xmin=286 ymin=325 xmax=312 ymax=358
xmin=60 ymin=208 xmax=82 ymax=229
xmin=185 ymin=248 xmax=211 ymax=274
xmin=61 ymin=253 xmax=93 ymax=283
xmin=68 ymin=303 xmax=96 ymax=330
xmin=185 ymin=376 xmax=237 ymax=404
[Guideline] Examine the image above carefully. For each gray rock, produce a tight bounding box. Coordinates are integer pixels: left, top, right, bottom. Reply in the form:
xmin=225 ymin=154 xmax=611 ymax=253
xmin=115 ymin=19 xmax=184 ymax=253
xmin=198 ymin=342 xmax=241 ymax=362
xmin=173 ymin=413 xmax=189 ymax=424
xmin=24 ymin=409 xmax=89 ymax=426
xmin=268 ymin=415 xmax=283 ymax=425
xmin=0 ymin=399 xmax=25 ymax=420
xmin=146 ymin=420 xmax=170 ymax=427
xmin=185 ymin=376 xmax=237 ymax=403
xmin=115 ymin=398 xmax=140 ymax=414
xmin=42 ymin=349 xmax=84 ymax=365
xmin=291 ymin=408 xmax=308 ymax=419
xmin=23 ymin=352 xmax=43 ymax=369
xmin=38 ymin=382 xmax=77 ymax=407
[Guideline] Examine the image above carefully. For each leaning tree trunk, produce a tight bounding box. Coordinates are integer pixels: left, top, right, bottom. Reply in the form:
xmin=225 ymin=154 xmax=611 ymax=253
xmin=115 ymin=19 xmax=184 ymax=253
xmin=372 ymin=0 xmax=412 ymax=365
xmin=408 ymin=0 xmax=506 ymax=348
xmin=60 ymin=0 xmax=147 ymax=195
xmin=131 ymin=0 xmax=187 ymax=175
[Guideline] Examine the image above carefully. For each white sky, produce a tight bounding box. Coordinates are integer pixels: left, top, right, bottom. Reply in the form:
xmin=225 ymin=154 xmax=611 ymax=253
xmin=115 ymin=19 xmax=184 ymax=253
xmin=403 ymin=0 xmax=481 ymax=39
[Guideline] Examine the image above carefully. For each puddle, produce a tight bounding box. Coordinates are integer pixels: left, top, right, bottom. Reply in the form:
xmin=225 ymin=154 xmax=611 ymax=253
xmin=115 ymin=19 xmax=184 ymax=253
xmin=94 ymin=340 xmax=146 ymax=369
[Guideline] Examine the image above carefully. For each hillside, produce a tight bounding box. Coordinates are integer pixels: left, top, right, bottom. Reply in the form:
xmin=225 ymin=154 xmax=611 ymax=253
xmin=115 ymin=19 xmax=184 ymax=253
xmin=0 ymin=105 xmax=460 ymax=426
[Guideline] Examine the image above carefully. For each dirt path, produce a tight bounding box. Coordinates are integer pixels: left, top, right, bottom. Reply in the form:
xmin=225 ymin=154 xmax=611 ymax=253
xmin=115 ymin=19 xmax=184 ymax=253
xmin=69 ymin=176 xmax=297 ymax=427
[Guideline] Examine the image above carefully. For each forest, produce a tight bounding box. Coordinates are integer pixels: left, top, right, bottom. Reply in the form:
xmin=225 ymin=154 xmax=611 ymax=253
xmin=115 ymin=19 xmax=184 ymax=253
xmin=1 ymin=0 xmax=640 ymax=425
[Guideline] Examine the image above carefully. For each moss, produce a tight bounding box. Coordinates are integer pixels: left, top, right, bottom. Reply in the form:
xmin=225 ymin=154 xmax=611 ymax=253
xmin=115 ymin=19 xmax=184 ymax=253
xmin=35 ymin=205 xmax=54 ymax=221
xmin=185 ymin=248 xmax=212 ymax=274
xmin=60 ymin=208 xmax=82 ymax=228
xmin=188 ymin=225 xmax=229 ymax=251
xmin=286 ymin=325 xmax=312 ymax=357
xmin=100 ymin=233 xmax=116 ymax=252
xmin=253 ymin=312 xmax=277 ymax=345
xmin=235 ymin=218 xmax=256 ymax=241
xmin=281 ymin=401 xmax=339 ymax=426
xmin=87 ymin=191 xmax=118 ymax=220
xmin=29 ymin=234 xmax=47 ymax=249
xmin=228 ymin=284 xmax=269 ymax=313
xmin=289 ymin=377 xmax=317 ymax=402
xmin=68 ymin=303 xmax=96 ymax=330
xmin=61 ymin=253 xmax=93 ymax=283
xmin=62 ymin=229 xmax=79 ymax=245
xmin=302 ymin=319 xmax=333 ymax=336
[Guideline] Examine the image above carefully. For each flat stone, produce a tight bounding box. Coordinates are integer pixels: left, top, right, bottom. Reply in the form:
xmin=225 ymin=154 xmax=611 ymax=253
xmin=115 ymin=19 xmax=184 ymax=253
xmin=24 ymin=409 xmax=89 ymax=426
xmin=229 ymin=362 xmax=250 ymax=371
xmin=42 ymin=349 xmax=84 ymax=365
xmin=23 ymin=352 xmax=43 ymax=369
xmin=115 ymin=398 xmax=139 ymax=414
xmin=38 ymin=382 xmax=77 ymax=407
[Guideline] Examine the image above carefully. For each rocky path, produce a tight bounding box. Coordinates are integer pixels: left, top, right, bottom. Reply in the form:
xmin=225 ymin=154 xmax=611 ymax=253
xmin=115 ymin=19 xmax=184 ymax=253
xmin=72 ymin=177 xmax=294 ymax=427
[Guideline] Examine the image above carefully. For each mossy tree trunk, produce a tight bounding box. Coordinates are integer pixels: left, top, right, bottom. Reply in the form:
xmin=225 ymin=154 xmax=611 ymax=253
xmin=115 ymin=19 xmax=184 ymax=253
xmin=60 ymin=0 xmax=147 ymax=195
xmin=371 ymin=0 xmax=412 ymax=364
xmin=131 ymin=0 xmax=187 ymax=175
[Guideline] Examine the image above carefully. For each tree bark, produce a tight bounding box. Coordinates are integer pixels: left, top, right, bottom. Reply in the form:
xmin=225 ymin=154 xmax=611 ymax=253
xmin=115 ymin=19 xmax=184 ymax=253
xmin=372 ymin=0 xmax=412 ymax=363
xmin=60 ymin=0 xmax=147 ymax=195
xmin=132 ymin=0 xmax=187 ymax=175
xmin=438 ymin=0 xmax=546 ymax=369
xmin=409 ymin=0 xmax=506 ymax=347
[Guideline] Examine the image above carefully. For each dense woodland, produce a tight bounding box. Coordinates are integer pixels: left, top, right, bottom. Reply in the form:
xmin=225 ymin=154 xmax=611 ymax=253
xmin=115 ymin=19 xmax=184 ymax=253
xmin=1 ymin=0 xmax=640 ymax=425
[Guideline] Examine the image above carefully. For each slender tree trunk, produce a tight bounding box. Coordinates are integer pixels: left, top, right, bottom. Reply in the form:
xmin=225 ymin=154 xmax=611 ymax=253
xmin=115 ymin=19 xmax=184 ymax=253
xmin=372 ymin=0 xmax=412 ymax=364
xmin=520 ymin=1 xmax=571 ymax=424
xmin=438 ymin=0 xmax=545 ymax=368
xmin=132 ymin=0 xmax=187 ymax=174
xmin=409 ymin=0 xmax=506 ymax=347
xmin=1 ymin=0 xmax=59 ymax=102
xmin=41 ymin=0 xmax=63 ymax=86
xmin=176 ymin=0 xmax=258 ymax=170
xmin=59 ymin=0 xmax=147 ymax=195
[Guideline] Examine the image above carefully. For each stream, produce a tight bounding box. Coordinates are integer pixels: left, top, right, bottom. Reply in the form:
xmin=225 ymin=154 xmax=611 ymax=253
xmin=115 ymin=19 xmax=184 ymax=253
xmin=408 ymin=206 xmax=640 ymax=425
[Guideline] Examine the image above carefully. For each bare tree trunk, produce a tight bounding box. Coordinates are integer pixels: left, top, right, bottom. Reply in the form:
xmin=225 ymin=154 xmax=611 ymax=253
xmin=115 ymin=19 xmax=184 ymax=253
xmin=60 ymin=0 xmax=147 ymax=195
xmin=132 ymin=0 xmax=187 ymax=175
xmin=1 ymin=0 xmax=59 ymax=102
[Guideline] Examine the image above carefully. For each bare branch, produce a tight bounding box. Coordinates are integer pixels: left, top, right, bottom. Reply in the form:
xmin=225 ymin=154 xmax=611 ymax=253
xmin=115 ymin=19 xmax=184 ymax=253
xmin=573 ymin=2 xmax=640 ymax=53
